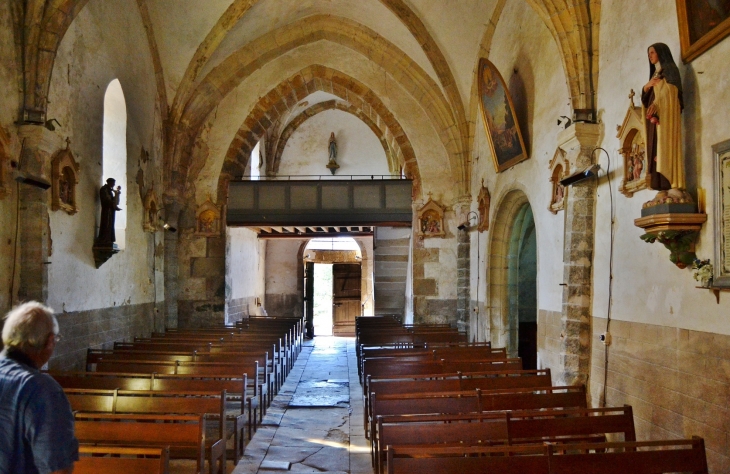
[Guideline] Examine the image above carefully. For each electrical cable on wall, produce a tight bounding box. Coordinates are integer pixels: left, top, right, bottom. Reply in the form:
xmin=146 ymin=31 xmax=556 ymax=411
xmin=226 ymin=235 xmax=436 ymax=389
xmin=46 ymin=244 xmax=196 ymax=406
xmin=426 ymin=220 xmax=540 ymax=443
xmin=9 ymin=138 xmax=28 ymax=307
xmin=592 ymin=147 xmax=615 ymax=408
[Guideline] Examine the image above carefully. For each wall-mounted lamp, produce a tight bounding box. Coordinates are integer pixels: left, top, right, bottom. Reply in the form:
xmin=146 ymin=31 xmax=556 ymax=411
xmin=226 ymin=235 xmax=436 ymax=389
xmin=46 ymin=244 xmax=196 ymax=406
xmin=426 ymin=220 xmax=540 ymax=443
xmin=13 ymin=169 xmax=51 ymax=190
xmin=457 ymin=211 xmax=481 ymax=231
xmin=44 ymin=118 xmax=62 ymax=132
xmin=158 ymin=215 xmax=177 ymax=232
xmin=559 ymin=164 xmax=601 ymax=187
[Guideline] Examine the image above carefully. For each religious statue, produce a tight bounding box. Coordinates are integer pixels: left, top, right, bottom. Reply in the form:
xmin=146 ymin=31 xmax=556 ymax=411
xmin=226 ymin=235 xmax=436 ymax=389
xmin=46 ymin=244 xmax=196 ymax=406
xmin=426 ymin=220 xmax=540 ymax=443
xmin=326 ymin=132 xmax=339 ymax=175
xmin=97 ymin=178 xmax=121 ymax=246
xmin=641 ymin=43 xmax=690 ymax=205
xmin=328 ymin=132 xmax=337 ymax=161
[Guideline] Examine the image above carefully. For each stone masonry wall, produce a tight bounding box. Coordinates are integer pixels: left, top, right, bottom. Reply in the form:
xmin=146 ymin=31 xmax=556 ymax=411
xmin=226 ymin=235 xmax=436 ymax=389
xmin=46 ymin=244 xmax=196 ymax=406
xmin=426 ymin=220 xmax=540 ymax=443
xmin=51 ymin=302 xmax=157 ymax=371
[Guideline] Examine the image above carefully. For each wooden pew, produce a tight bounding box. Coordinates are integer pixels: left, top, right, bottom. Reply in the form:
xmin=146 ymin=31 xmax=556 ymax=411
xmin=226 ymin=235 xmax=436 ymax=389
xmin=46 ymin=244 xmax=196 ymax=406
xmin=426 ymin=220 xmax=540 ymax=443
xmin=75 ymin=446 xmax=169 ymax=474
xmin=53 ymin=371 xmax=261 ymax=443
xmin=386 ymin=444 xmax=550 ymax=474
xmin=65 ymin=389 xmax=229 ymax=474
xmin=362 ymin=358 xmax=524 ymax=394
xmin=74 ymin=414 xmax=211 ymax=472
xmin=374 ymin=406 xmax=636 ymax=474
xmin=92 ymin=357 xmax=274 ymax=405
xmin=359 ymin=346 xmax=507 ymax=379
xmin=385 ymin=438 xmax=709 ymax=474
xmin=369 ymin=385 xmax=588 ymax=463
xmin=364 ymin=368 xmax=553 ymax=439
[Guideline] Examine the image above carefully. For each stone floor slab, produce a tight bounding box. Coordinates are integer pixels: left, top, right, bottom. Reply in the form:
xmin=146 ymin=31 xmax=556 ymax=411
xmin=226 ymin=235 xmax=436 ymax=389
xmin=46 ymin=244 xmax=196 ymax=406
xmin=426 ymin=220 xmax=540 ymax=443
xmin=232 ymin=337 xmax=373 ymax=474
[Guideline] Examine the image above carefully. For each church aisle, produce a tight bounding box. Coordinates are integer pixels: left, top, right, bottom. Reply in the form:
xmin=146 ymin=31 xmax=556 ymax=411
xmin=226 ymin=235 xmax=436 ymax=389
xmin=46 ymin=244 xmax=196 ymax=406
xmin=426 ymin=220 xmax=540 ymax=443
xmin=233 ymin=337 xmax=372 ymax=474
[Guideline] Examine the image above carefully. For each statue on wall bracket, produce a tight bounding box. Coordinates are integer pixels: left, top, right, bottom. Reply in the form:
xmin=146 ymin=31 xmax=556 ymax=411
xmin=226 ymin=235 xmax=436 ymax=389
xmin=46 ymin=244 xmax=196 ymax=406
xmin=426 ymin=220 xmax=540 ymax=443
xmin=477 ymin=179 xmax=490 ymax=232
xmin=196 ymin=197 xmax=222 ymax=236
xmin=548 ymin=148 xmax=569 ymax=214
xmin=326 ymin=132 xmax=339 ymax=175
xmin=92 ymin=176 xmax=121 ymax=268
xmin=634 ymin=44 xmax=706 ymax=268
xmin=51 ymin=138 xmax=80 ymax=215
xmin=417 ymin=194 xmax=445 ymax=238
xmin=640 ymin=43 xmax=693 ymax=210
xmin=617 ymin=90 xmax=650 ymax=198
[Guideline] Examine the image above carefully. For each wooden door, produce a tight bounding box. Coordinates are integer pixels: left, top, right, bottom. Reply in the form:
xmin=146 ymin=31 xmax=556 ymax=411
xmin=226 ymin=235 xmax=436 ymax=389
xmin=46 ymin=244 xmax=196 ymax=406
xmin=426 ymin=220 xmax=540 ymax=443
xmin=304 ymin=261 xmax=314 ymax=338
xmin=332 ymin=263 xmax=361 ymax=336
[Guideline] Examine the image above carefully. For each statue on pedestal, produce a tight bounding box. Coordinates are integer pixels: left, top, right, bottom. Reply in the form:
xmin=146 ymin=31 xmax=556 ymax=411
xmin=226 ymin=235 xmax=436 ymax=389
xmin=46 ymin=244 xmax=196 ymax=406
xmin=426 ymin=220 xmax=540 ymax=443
xmin=641 ymin=43 xmax=693 ymax=207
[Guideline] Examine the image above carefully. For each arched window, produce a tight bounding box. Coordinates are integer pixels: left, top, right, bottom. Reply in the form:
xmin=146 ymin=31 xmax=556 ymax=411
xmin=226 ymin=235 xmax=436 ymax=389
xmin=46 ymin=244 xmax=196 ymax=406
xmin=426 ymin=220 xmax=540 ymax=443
xmin=102 ymin=79 xmax=127 ymax=249
xmin=250 ymin=138 xmax=263 ymax=181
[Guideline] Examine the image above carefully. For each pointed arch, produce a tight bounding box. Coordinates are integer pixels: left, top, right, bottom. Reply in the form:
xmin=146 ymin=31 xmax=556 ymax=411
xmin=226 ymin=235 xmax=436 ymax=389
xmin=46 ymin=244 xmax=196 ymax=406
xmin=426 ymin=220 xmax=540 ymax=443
xmin=211 ymin=66 xmax=423 ymax=206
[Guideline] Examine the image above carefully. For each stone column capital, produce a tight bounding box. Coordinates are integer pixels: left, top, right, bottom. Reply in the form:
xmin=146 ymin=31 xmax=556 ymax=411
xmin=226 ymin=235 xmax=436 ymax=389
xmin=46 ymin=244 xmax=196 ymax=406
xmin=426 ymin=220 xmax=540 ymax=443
xmin=17 ymin=124 xmax=63 ymax=154
xmin=557 ymin=122 xmax=602 ymax=155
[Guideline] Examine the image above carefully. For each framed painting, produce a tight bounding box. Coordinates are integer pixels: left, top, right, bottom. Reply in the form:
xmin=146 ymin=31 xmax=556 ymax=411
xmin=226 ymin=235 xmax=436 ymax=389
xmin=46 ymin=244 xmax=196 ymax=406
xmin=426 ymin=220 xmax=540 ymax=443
xmin=712 ymin=139 xmax=730 ymax=288
xmin=676 ymin=0 xmax=730 ymax=62
xmin=477 ymin=58 xmax=528 ymax=173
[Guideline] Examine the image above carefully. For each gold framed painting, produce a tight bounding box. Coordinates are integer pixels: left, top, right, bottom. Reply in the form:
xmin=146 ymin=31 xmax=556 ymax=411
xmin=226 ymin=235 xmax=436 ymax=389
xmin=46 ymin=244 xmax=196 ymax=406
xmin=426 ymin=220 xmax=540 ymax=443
xmin=676 ymin=0 xmax=730 ymax=62
xmin=477 ymin=58 xmax=528 ymax=173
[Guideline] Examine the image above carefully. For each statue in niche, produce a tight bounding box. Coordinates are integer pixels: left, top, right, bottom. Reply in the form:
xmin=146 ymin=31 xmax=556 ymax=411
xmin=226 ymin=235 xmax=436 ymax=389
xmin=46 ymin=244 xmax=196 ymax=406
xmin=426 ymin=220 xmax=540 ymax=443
xmin=326 ymin=132 xmax=339 ymax=175
xmin=97 ymin=178 xmax=121 ymax=245
xmin=143 ymin=188 xmax=160 ymax=232
xmin=58 ymin=168 xmax=72 ymax=205
xmin=641 ymin=43 xmax=691 ymax=206
xmin=548 ymin=148 xmax=568 ymax=213
xmin=417 ymin=196 xmax=445 ymax=238
xmin=477 ymin=179 xmax=490 ymax=232
xmin=196 ymin=197 xmax=221 ymax=236
xmin=51 ymin=139 xmax=80 ymax=214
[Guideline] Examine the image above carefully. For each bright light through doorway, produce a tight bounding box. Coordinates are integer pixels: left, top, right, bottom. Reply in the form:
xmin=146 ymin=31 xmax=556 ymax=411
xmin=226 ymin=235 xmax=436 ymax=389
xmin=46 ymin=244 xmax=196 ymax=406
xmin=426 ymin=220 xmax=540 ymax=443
xmin=313 ymin=264 xmax=333 ymax=336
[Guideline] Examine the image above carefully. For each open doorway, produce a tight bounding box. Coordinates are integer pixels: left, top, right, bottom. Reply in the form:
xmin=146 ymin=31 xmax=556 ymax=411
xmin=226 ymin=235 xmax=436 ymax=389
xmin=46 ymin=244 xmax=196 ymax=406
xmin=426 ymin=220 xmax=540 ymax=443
xmin=303 ymin=238 xmax=366 ymax=337
xmin=313 ymin=264 xmax=333 ymax=336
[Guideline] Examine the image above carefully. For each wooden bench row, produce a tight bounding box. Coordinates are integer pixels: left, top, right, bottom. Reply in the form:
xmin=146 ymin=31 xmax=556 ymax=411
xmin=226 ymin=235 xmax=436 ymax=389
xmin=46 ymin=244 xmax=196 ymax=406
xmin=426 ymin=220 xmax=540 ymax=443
xmin=54 ymin=316 xmax=304 ymax=474
xmin=385 ymin=438 xmax=709 ymax=474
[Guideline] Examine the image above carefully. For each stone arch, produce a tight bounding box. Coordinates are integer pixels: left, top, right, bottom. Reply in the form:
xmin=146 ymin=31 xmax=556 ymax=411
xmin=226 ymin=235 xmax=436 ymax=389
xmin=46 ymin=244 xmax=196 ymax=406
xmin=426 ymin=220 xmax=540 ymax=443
xmin=18 ymin=0 xmax=91 ymax=119
xmin=522 ymin=0 xmax=597 ymax=111
xmin=486 ymin=188 xmax=534 ymax=352
xmin=468 ymin=0 xmax=597 ymax=158
xmin=172 ymin=15 xmax=461 ymax=196
xmin=213 ymin=66 xmax=423 ymax=205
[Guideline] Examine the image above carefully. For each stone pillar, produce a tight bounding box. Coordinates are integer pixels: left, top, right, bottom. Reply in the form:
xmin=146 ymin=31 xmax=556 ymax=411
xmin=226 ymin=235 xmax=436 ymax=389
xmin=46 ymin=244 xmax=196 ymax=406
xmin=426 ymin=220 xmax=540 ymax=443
xmin=456 ymin=227 xmax=470 ymax=336
xmin=16 ymin=125 xmax=62 ymax=304
xmin=163 ymin=199 xmax=181 ymax=328
xmin=557 ymin=122 xmax=601 ymax=387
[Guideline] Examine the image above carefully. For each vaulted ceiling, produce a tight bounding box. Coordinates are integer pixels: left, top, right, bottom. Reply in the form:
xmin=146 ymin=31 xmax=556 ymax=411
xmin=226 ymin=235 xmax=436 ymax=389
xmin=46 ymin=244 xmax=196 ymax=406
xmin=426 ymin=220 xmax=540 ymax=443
xmin=15 ymin=0 xmax=599 ymax=201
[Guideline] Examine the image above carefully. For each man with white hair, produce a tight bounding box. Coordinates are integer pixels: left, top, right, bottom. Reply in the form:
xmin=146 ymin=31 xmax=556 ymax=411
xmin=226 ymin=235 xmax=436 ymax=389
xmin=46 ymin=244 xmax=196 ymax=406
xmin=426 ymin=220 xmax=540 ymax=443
xmin=0 ymin=301 xmax=78 ymax=474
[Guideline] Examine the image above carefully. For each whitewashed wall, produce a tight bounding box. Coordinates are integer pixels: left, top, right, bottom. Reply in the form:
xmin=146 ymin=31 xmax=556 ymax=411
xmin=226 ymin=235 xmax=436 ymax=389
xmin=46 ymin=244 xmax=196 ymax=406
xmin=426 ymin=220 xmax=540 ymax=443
xmin=278 ymin=109 xmax=389 ymax=177
xmin=44 ymin=0 xmax=161 ymax=312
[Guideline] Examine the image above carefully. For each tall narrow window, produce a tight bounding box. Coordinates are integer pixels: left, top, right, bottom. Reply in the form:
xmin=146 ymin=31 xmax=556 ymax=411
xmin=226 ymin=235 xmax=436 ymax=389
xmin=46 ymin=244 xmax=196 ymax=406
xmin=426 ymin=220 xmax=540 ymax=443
xmin=250 ymin=138 xmax=265 ymax=181
xmin=102 ymin=79 xmax=127 ymax=249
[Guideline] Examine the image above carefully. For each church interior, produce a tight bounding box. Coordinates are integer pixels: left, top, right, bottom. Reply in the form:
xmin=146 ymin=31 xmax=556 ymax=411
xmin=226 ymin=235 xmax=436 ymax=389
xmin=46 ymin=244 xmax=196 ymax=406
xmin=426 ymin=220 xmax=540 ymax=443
xmin=1 ymin=0 xmax=730 ymax=472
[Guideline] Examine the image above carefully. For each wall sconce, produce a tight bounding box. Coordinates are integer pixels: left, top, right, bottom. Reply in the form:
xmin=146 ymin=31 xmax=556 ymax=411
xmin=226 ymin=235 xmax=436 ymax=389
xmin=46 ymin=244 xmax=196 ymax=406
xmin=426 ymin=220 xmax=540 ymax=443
xmin=457 ymin=211 xmax=481 ymax=231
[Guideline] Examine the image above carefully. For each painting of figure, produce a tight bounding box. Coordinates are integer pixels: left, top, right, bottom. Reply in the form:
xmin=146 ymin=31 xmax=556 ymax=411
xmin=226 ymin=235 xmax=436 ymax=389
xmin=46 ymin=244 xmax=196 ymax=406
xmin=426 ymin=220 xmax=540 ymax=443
xmin=677 ymin=0 xmax=730 ymax=62
xmin=478 ymin=58 xmax=528 ymax=173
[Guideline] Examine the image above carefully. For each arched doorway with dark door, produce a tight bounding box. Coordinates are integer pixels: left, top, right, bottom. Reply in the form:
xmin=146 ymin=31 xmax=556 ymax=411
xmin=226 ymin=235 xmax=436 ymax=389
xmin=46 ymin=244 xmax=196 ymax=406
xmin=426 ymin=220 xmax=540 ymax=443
xmin=507 ymin=205 xmax=537 ymax=370
xmin=487 ymin=190 xmax=538 ymax=370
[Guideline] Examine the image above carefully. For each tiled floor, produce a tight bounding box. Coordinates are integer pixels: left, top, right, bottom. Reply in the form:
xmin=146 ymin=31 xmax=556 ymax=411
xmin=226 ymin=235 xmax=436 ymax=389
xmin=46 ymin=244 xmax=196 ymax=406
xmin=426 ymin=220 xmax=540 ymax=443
xmin=233 ymin=337 xmax=372 ymax=474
